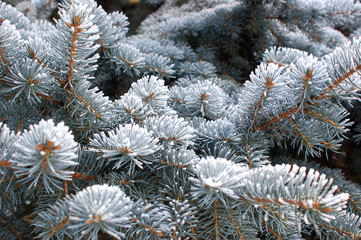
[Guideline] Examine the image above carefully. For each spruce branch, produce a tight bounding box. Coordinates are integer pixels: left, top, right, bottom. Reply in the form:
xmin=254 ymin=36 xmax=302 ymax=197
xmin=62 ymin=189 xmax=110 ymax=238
xmin=50 ymin=0 xmax=100 ymax=90
xmin=238 ymin=164 xmax=349 ymax=226
xmin=33 ymin=199 xmax=71 ymax=240
xmin=190 ymin=157 xmax=247 ymax=206
xmin=318 ymin=211 xmax=361 ymax=239
xmin=114 ymin=93 xmax=149 ymax=124
xmin=0 ymin=122 xmax=18 ymax=163
xmin=3 ymin=58 xmax=54 ymax=103
xmin=127 ymin=75 xmax=169 ymax=111
xmin=0 ymin=1 xmax=31 ymax=30
xmin=128 ymin=201 xmax=171 ymax=239
xmin=26 ymin=37 xmax=65 ymax=87
xmin=144 ymin=116 xmax=195 ymax=148
xmin=68 ymin=184 xmax=133 ymax=240
xmin=11 ymin=119 xmax=78 ymax=193
xmin=0 ymin=20 xmax=24 ymax=74
xmin=106 ymin=43 xmax=145 ymax=78
xmin=159 ymin=148 xmax=200 ymax=170
xmin=257 ymin=38 xmax=361 ymax=131
xmin=89 ymin=123 xmax=160 ymax=171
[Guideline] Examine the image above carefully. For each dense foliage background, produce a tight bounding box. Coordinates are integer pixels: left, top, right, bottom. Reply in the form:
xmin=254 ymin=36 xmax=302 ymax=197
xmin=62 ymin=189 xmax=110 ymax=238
xmin=101 ymin=0 xmax=361 ymax=185
xmin=1 ymin=0 xmax=361 ymax=239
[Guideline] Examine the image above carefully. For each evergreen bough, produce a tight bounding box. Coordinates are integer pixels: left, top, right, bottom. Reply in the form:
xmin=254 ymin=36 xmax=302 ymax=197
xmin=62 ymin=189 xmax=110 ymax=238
xmin=0 ymin=0 xmax=361 ymax=239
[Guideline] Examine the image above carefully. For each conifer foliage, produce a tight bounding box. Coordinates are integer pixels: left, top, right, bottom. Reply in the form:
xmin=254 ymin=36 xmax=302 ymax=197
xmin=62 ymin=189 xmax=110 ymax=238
xmin=0 ymin=0 xmax=361 ymax=239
